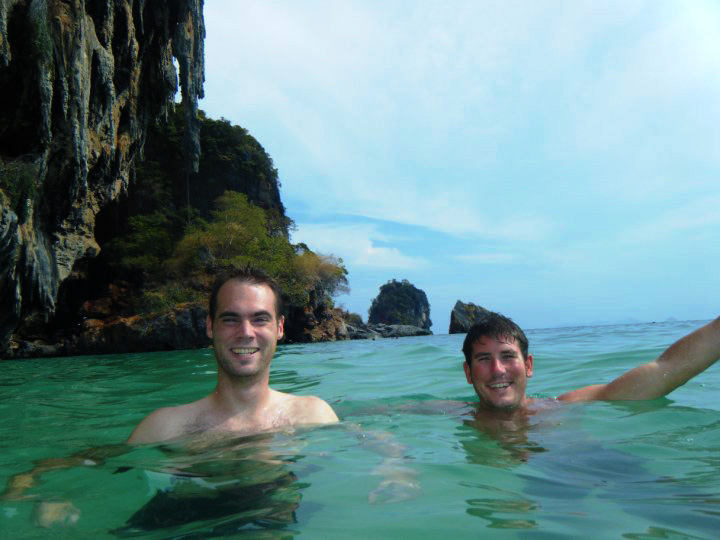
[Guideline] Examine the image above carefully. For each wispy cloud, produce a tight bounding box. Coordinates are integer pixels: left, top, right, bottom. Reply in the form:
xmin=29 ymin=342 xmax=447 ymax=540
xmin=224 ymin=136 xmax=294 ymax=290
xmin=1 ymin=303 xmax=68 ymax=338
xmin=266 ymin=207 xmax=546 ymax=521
xmin=292 ymin=223 xmax=426 ymax=269
xmin=453 ymin=253 xmax=519 ymax=264
xmin=203 ymin=1 xmax=720 ymax=326
xmin=290 ymin=179 xmax=558 ymax=241
xmin=621 ymin=196 xmax=720 ymax=244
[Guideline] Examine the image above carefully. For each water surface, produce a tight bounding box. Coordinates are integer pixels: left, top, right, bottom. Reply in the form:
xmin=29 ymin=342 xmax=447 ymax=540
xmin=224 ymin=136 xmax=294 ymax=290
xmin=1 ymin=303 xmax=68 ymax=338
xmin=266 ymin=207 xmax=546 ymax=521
xmin=2 ymin=320 xmax=719 ymax=539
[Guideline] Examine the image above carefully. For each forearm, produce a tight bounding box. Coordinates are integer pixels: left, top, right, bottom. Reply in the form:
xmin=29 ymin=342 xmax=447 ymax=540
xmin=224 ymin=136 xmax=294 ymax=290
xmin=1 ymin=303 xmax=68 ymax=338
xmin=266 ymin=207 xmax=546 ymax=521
xmin=659 ymin=316 xmax=720 ymax=373
xmin=602 ymin=316 xmax=720 ymax=400
xmin=345 ymin=423 xmax=420 ymax=503
xmin=1 ymin=458 xmax=85 ymax=501
xmin=2 ymin=472 xmax=37 ymax=500
xmin=1 ymin=444 xmax=127 ymax=500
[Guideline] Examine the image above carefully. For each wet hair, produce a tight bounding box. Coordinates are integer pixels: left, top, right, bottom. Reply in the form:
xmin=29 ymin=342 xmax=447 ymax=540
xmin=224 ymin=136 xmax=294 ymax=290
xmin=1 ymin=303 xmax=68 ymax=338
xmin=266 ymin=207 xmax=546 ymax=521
xmin=208 ymin=267 xmax=284 ymax=321
xmin=462 ymin=311 xmax=529 ymax=363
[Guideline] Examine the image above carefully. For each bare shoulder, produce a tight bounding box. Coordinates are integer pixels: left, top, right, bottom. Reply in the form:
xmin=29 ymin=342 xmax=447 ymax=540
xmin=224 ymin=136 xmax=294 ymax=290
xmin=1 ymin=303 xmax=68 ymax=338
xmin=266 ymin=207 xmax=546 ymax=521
xmin=275 ymin=392 xmax=339 ymax=425
xmin=127 ymin=400 xmax=206 ymax=444
xmin=556 ymin=384 xmax=608 ymax=404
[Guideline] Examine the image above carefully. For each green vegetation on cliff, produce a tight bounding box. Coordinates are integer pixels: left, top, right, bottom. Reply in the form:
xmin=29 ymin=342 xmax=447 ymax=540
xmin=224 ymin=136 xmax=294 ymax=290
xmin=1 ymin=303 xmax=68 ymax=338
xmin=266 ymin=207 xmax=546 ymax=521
xmin=0 ymin=158 xmax=40 ymax=223
xmin=100 ymin=106 xmax=348 ymax=318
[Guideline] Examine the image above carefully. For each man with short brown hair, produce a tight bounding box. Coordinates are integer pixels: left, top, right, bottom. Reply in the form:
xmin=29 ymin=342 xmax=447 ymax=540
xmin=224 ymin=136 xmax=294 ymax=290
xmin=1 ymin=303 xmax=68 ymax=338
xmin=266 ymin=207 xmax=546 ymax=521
xmin=462 ymin=310 xmax=720 ymax=411
xmin=129 ymin=268 xmax=338 ymax=444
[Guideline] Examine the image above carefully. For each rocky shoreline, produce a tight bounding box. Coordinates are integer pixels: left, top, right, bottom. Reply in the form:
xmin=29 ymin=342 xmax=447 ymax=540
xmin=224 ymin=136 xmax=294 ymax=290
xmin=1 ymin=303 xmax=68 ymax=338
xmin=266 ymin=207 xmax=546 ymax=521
xmin=5 ymin=295 xmax=495 ymax=360
xmin=6 ymin=304 xmax=432 ymax=360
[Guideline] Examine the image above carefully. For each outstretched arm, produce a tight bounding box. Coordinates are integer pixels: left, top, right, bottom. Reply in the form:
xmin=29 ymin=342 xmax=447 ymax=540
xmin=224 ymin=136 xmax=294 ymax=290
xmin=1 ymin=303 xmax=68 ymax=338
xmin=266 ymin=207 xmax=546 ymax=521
xmin=1 ymin=444 xmax=128 ymax=527
xmin=559 ymin=317 xmax=720 ymax=403
xmin=1 ymin=444 xmax=128 ymax=501
xmin=344 ymin=423 xmax=420 ymax=504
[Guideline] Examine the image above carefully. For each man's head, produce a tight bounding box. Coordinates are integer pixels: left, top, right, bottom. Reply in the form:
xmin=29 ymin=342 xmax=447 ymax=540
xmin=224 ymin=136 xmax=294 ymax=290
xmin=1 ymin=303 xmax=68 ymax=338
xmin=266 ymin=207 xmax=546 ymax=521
xmin=206 ymin=268 xmax=285 ymax=381
xmin=209 ymin=267 xmax=284 ymax=321
xmin=462 ymin=312 xmax=533 ymax=410
xmin=462 ymin=312 xmax=529 ymax=363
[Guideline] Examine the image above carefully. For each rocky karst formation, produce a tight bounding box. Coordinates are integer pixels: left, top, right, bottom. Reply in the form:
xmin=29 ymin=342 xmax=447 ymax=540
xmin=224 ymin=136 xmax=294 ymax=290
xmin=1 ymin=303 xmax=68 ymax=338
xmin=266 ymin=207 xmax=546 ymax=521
xmin=368 ymin=279 xmax=432 ymax=332
xmin=284 ymin=303 xmax=350 ymax=343
xmin=448 ymin=300 xmax=491 ymax=333
xmin=0 ymin=0 xmax=204 ymax=356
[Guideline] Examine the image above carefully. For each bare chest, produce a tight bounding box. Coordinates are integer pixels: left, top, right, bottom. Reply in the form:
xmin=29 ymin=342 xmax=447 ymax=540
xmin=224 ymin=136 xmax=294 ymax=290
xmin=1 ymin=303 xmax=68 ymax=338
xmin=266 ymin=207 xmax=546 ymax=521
xmin=185 ymin=404 xmax=296 ymax=437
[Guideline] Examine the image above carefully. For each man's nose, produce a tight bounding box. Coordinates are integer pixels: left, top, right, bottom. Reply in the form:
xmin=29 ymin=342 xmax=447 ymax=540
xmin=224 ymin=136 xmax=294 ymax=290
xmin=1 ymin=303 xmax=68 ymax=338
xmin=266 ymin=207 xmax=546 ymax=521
xmin=236 ymin=319 xmax=253 ymax=336
xmin=489 ymin=357 xmax=506 ymax=373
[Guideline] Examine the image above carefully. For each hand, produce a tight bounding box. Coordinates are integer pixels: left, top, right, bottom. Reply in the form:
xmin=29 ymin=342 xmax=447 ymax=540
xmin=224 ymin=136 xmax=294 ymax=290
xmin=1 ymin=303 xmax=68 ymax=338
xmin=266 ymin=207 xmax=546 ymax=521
xmin=32 ymin=500 xmax=81 ymax=528
xmin=368 ymin=458 xmax=421 ymax=504
xmin=368 ymin=477 xmax=421 ymax=504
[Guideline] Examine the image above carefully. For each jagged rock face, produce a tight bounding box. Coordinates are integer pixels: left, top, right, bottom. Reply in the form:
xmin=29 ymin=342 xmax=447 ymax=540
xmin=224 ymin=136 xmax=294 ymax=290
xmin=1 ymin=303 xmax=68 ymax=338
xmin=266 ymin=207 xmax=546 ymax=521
xmin=0 ymin=0 xmax=205 ymax=355
xmin=285 ymin=304 xmax=349 ymax=343
xmin=368 ymin=279 xmax=432 ymax=330
xmin=365 ymin=323 xmax=431 ymax=338
xmin=8 ymin=302 xmax=208 ymax=358
xmin=448 ymin=300 xmax=491 ymax=334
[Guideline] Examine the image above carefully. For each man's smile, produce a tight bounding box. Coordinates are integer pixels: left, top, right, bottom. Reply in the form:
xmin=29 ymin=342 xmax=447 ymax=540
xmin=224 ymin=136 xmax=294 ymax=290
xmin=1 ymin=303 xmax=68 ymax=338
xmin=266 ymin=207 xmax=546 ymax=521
xmin=230 ymin=347 xmax=259 ymax=355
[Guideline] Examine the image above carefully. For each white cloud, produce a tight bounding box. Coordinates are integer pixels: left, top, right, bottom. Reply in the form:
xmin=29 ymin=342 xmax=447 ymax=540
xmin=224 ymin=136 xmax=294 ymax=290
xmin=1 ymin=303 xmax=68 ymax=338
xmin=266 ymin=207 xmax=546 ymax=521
xmin=291 ymin=222 xmax=425 ymax=269
xmin=453 ymin=253 xmax=519 ymax=264
xmin=288 ymin=175 xmax=558 ymax=241
xmin=201 ymin=2 xmax=720 ymax=325
xmin=564 ymin=1 xmax=720 ymax=160
xmin=622 ymin=195 xmax=720 ymax=244
xmin=541 ymin=193 xmax=720 ymax=279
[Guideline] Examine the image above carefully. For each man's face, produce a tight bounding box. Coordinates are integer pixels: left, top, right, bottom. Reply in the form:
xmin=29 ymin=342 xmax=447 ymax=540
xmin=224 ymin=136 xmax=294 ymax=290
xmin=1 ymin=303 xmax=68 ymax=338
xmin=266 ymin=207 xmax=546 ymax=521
xmin=206 ymin=280 xmax=285 ymax=381
xmin=463 ymin=336 xmax=533 ymax=410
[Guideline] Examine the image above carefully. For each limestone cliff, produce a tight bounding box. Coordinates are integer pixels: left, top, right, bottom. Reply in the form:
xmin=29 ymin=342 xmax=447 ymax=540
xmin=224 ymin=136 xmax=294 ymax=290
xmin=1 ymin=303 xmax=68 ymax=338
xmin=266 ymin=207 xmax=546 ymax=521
xmin=448 ymin=300 xmax=491 ymax=333
xmin=368 ymin=279 xmax=432 ymax=331
xmin=0 ymin=0 xmax=204 ymax=356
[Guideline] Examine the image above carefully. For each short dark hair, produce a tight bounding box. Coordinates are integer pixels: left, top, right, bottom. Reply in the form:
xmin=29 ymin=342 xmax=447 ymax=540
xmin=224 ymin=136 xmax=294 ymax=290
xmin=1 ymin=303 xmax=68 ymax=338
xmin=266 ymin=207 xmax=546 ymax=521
xmin=462 ymin=311 xmax=529 ymax=363
xmin=208 ymin=267 xmax=283 ymax=321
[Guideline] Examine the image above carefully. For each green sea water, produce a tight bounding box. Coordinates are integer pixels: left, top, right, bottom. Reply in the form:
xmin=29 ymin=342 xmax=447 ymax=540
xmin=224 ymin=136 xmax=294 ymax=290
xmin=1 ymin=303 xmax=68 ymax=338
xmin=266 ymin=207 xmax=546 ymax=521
xmin=1 ymin=320 xmax=719 ymax=539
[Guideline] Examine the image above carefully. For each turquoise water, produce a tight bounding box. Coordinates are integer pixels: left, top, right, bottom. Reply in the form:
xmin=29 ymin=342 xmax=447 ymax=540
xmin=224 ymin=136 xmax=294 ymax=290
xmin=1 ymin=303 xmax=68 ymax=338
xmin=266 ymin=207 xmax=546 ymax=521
xmin=2 ymin=320 xmax=719 ymax=539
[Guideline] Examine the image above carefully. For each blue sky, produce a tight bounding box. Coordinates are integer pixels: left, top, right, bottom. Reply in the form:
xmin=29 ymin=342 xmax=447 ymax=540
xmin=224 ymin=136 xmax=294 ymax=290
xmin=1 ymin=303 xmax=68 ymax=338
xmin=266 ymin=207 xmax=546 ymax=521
xmin=200 ymin=1 xmax=720 ymax=332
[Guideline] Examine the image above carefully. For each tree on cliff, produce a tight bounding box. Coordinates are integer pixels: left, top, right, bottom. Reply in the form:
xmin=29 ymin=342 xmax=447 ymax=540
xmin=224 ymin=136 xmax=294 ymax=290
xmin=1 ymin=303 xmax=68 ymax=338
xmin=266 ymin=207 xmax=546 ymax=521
xmin=97 ymin=106 xmax=290 ymax=245
xmin=166 ymin=190 xmax=349 ymax=314
xmin=368 ymin=279 xmax=432 ymax=330
xmin=96 ymin=106 xmax=350 ymax=326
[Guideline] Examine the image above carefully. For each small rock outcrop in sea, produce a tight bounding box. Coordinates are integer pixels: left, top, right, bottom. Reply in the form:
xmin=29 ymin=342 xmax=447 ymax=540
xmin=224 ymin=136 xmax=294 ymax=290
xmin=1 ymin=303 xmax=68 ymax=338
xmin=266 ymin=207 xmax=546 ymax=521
xmin=345 ymin=323 xmax=379 ymax=340
xmin=449 ymin=300 xmax=492 ymax=334
xmin=0 ymin=0 xmax=205 ymax=356
xmin=371 ymin=323 xmax=432 ymax=338
xmin=345 ymin=321 xmax=431 ymax=340
xmin=368 ymin=279 xmax=432 ymax=331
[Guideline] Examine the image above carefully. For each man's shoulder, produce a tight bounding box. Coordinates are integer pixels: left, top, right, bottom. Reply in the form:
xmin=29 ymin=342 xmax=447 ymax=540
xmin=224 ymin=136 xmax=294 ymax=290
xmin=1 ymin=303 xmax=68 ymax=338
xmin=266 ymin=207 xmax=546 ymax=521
xmin=128 ymin=399 xmax=208 ymax=444
xmin=272 ymin=391 xmax=339 ymax=424
xmin=524 ymin=396 xmax=563 ymax=413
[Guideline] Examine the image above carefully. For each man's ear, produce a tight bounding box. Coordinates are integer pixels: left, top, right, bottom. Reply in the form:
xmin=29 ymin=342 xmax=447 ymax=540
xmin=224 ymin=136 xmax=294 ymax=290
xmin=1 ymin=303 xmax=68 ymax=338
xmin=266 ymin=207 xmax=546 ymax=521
xmin=525 ymin=353 xmax=534 ymax=377
xmin=206 ymin=315 xmax=213 ymax=340
xmin=463 ymin=361 xmax=473 ymax=384
xmin=277 ymin=315 xmax=285 ymax=340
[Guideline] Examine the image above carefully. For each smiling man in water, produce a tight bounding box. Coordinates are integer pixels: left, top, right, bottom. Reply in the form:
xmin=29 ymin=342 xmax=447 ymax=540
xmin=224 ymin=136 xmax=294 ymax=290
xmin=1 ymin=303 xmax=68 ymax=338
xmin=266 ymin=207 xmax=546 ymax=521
xmin=128 ymin=268 xmax=338 ymax=444
xmin=463 ymin=311 xmax=720 ymax=411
